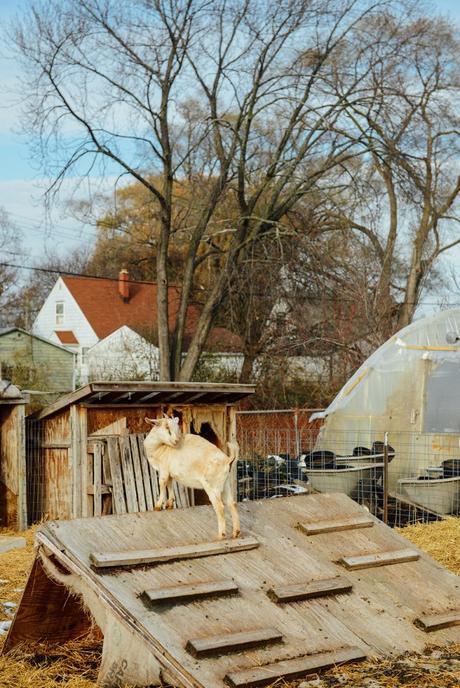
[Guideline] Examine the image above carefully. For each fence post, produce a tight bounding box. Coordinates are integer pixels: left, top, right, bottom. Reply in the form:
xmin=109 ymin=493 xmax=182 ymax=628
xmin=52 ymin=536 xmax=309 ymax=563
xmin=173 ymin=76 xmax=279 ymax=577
xmin=294 ymin=409 xmax=300 ymax=458
xmin=383 ymin=431 xmax=389 ymax=524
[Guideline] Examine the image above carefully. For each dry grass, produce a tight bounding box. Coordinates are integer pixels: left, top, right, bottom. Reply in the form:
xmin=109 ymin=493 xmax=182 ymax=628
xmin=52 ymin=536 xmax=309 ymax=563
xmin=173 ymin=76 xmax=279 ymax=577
xmin=0 ymin=519 xmax=458 ymax=687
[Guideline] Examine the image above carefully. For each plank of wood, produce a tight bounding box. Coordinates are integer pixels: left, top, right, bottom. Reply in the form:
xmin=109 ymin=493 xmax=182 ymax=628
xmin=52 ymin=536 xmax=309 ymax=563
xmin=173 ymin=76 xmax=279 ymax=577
xmin=340 ymin=548 xmax=419 ymax=570
xmin=186 ymin=627 xmax=283 ymax=658
xmin=299 ymin=515 xmax=374 ymax=535
xmin=142 ymin=579 xmax=239 ymax=605
xmin=69 ymin=405 xmax=82 ymax=519
xmin=268 ymin=576 xmax=353 ymax=603
xmin=87 ymin=485 xmax=111 ymax=495
xmin=414 ymin=612 xmax=460 ymax=632
xmin=102 ymin=441 xmax=113 ymax=487
xmin=93 ymin=442 xmax=103 ymax=518
xmin=130 ymin=434 xmax=147 ymax=512
xmin=138 ymin=435 xmax=154 ymax=510
xmin=107 ymin=437 xmax=126 ymax=514
xmin=119 ymin=436 xmax=138 ymax=513
xmin=224 ymin=646 xmax=367 ymax=687
xmin=90 ymin=536 xmax=260 ymax=568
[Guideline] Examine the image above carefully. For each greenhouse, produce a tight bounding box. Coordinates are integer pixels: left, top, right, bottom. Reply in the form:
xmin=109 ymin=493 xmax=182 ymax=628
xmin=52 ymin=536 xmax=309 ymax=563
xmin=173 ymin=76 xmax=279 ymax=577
xmin=311 ymin=308 xmax=460 ymax=514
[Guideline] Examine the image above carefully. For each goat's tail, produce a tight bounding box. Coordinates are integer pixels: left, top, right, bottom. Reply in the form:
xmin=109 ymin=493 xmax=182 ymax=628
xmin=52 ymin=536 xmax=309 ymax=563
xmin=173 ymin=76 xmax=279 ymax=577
xmin=227 ymin=441 xmax=240 ymax=465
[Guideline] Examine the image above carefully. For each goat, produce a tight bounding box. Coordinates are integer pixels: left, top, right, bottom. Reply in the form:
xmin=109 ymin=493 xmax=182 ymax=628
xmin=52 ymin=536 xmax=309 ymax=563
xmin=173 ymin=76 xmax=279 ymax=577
xmin=143 ymin=415 xmax=240 ymax=540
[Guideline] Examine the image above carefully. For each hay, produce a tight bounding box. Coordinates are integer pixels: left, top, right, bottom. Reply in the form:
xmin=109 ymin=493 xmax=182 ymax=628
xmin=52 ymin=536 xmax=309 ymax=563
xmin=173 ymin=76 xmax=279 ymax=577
xmin=396 ymin=518 xmax=460 ymax=575
xmin=0 ymin=520 xmax=459 ymax=688
xmin=0 ymin=636 xmax=102 ymax=688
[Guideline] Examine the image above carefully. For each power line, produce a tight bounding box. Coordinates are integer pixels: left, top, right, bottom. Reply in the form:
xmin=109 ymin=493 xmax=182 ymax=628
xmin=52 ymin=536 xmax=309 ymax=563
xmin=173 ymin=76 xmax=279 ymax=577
xmin=0 ymin=260 xmax=460 ymax=307
xmin=0 ymin=260 xmax=155 ymax=285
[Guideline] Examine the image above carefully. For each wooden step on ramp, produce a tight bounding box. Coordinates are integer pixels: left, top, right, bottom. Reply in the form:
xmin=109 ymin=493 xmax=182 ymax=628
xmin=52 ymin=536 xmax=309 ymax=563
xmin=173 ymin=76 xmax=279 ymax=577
xmin=224 ymin=646 xmax=367 ymax=687
xmin=340 ymin=548 xmax=419 ymax=570
xmin=142 ymin=579 xmax=239 ymax=606
xmin=90 ymin=536 xmax=259 ymax=568
xmin=414 ymin=611 xmax=460 ymax=632
xmin=268 ymin=576 xmax=352 ymax=603
xmin=186 ymin=627 xmax=283 ymax=658
xmin=299 ymin=515 xmax=374 ymax=536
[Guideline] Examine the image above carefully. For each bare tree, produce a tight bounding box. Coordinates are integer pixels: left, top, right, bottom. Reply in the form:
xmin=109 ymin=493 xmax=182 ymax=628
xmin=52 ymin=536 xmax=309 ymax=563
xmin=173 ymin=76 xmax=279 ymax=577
xmin=0 ymin=208 xmax=24 ymax=327
xmin=323 ymin=12 xmax=460 ymax=336
xmin=13 ymin=0 xmax=418 ymax=380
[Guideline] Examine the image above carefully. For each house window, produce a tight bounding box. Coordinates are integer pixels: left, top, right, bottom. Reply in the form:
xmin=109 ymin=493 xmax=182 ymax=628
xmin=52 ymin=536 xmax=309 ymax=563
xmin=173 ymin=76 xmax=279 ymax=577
xmin=55 ymin=301 xmax=64 ymax=325
xmin=81 ymin=347 xmax=89 ymax=365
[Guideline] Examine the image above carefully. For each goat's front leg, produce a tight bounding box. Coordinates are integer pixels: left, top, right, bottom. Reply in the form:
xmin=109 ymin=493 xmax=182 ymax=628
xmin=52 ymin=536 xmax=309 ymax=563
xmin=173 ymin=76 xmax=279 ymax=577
xmin=203 ymin=481 xmax=226 ymax=540
xmin=166 ymin=479 xmax=175 ymax=509
xmin=223 ymin=478 xmax=240 ymax=538
xmin=155 ymin=472 xmax=169 ymax=511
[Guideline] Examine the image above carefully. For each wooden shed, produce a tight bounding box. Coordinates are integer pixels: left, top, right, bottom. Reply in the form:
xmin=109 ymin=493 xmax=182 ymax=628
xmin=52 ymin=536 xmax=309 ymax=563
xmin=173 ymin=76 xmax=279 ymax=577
xmin=0 ymin=380 xmax=28 ymax=530
xmin=26 ymin=381 xmax=254 ymax=523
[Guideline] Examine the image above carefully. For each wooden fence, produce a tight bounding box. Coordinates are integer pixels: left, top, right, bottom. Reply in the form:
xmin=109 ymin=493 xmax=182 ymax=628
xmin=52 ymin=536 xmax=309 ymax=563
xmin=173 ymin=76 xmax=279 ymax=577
xmin=85 ymin=433 xmax=193 ymax=518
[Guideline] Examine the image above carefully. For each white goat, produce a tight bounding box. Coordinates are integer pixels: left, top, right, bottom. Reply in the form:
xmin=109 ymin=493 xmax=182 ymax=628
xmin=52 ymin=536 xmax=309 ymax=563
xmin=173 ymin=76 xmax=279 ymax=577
xmin=143 ymin=415 xmax=240 ymax=540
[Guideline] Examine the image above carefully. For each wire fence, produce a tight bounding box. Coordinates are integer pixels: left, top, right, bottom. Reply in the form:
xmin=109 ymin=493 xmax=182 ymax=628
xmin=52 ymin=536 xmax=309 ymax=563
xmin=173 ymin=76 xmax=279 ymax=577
xmin=236 ymin=411 xmax=460 ymax=527
xmin=21 ymin=410 xmax=460 ymax=529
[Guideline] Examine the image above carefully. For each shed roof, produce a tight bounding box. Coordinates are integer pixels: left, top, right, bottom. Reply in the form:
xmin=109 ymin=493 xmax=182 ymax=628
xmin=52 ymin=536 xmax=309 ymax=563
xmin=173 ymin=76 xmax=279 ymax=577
xmin=0 ymin=327 xmax=75 ymax=355
xmin=33 ymin=381 xmax=255 ymax=419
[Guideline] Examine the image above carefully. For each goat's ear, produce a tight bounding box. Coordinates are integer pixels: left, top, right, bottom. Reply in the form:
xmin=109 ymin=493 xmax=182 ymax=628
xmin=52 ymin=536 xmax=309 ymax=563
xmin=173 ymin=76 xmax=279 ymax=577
xmin=163 ymin=412 xmax=170 ymax=419
xmin=173 ymin=416 xmax=180 ymax=426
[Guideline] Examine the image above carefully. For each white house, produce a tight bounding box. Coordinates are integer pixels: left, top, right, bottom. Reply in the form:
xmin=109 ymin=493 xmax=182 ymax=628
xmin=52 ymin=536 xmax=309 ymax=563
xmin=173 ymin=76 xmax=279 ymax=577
xmin=87 ymin=326 xmax=160 ymax=381
xmin=33 ymin=270 xmax=243 ymax=385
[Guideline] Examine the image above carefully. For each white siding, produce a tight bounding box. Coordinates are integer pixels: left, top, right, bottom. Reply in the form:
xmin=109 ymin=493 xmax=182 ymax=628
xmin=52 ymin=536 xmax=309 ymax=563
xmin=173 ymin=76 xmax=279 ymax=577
xmin=88 ymin=326 xmax=160 ymax=381
xmin=32 ymin=277 xmax=99 ymax=385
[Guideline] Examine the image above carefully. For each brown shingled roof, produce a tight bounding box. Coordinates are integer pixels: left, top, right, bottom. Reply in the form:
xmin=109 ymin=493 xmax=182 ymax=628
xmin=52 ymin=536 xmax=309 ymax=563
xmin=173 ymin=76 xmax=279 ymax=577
xmin=61 ymin=275 xmax=242 ymax=353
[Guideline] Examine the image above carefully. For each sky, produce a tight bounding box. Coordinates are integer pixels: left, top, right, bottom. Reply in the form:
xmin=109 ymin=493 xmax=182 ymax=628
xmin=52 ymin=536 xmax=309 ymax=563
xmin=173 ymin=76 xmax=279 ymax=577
xmin=0 ymin=0 xmax=460 ymax=270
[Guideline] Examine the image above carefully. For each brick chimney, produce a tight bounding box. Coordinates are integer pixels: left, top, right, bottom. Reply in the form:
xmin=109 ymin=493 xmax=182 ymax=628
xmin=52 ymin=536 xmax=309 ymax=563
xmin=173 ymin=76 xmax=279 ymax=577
xmin=118 ymin=268 xmax=130 ymax=302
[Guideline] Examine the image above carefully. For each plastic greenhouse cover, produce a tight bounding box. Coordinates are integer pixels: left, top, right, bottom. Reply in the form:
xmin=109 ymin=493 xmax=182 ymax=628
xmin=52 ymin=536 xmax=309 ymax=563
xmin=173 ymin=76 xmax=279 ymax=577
xmin=311 ymin=308 xmax=460 ymax=433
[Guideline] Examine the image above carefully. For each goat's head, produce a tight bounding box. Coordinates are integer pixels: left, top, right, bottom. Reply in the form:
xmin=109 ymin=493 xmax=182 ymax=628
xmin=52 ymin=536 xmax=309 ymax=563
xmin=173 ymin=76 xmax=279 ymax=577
xmin=145 ymin=415 xmax=181 ymax=447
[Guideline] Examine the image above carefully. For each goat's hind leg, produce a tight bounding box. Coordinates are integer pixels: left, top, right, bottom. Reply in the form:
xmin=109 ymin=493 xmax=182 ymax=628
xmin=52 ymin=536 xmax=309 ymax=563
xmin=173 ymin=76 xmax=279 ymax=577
xmin=223 ymin=478 xmax=240 ymax=538
xmin=202 ymin=481 xmax=226 ymax=540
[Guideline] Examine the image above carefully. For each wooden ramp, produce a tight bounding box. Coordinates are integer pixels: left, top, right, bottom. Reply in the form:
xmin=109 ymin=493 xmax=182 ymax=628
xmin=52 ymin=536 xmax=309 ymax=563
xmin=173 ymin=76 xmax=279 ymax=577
xmin=3 ymin=494 xmax=460 ymax=688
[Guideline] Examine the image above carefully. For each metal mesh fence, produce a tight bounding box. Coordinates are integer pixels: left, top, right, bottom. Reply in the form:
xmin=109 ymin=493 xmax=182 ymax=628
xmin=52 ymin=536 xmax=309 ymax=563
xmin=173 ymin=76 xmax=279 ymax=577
xmin=23 ymin=411 xmax=460 ymax=529
xmin=236 ymin=411 xmax=460 ymax=527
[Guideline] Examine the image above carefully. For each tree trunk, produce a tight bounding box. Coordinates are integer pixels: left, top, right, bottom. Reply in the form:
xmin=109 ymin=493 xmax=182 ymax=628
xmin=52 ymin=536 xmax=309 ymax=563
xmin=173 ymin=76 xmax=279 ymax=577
xmin=239 ymin=347 xmax=259 ymax=383
xmin=156 ymin=209 xmax=172 ymax=381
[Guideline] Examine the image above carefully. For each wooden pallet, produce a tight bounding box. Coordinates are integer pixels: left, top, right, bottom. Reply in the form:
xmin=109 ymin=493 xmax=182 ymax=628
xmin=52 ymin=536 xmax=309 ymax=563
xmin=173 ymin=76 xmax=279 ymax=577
xmin=86 ymin=434 xmax=193 ymax=517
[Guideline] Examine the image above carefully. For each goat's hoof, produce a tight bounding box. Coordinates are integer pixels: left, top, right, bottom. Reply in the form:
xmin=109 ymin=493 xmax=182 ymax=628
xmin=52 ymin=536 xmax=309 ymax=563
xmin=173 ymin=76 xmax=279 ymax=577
xmin=232 ymin=530 xmax=241 ymax=539
xmin=217 ymin=533 xmax=225 ymax=541
xmin=166 ymin=500 xmax=175 ymax=509
xmin=154 ymin=506 xmax=162 ymax=512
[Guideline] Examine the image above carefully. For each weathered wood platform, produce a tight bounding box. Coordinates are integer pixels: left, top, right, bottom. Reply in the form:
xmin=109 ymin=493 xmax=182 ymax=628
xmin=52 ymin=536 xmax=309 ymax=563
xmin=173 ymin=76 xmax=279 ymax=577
xmin=3 ymin=494 xmax=460 ymax=688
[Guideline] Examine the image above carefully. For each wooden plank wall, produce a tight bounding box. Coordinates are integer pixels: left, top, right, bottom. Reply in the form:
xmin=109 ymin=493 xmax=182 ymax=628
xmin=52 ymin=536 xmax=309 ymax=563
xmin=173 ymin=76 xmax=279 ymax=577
xmin=0 ymin=404 xmax=26 ymax=529
xmin=85 ymin=435 xmax=193 ymax=518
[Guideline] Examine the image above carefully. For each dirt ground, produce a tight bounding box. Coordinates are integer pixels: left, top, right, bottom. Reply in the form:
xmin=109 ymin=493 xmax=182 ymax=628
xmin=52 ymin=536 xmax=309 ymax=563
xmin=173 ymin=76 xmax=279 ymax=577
xmin=0 ymin=519 xmax=458 ymax=688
